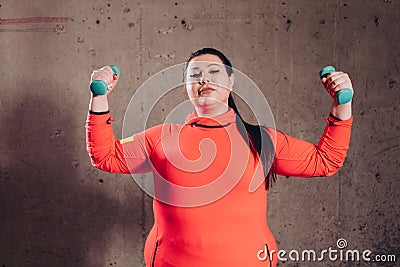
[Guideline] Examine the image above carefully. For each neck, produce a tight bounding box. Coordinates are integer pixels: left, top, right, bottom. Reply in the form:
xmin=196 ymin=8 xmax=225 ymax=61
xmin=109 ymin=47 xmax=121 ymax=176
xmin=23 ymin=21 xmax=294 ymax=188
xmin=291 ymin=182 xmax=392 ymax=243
xmin=194 ymin=104 xmax=229 ymax=118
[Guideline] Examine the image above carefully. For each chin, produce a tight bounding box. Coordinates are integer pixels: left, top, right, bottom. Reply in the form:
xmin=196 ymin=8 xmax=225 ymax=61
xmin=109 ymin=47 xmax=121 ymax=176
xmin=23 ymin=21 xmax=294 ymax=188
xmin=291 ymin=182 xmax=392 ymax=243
xmin=196 ymin=96 xmax=220 ymax=106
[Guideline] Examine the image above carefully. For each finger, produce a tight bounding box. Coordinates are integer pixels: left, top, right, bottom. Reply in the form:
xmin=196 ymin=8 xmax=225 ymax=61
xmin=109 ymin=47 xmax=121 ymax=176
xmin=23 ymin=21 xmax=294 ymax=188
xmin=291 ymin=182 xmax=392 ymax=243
xmin=328 ymin=76 xmax=347 ymax=90
xmin=321 ymin=71 xmax=342 ymax=86
xmin=101 ymin=66 xmax=114 ymax=77
xmin=96 ymin=66 xmax=113 ymax=82
xmin=93 ymin=73 xmax=113 ymax=84
xmin=327 ymin=73 xmax=347 ymax=89
xmin=332 ymin=82 xmax=353 ymax=94
xmin=326 ymin=71 xmax=343 ymax=83
xmin=104 ymin=66 xmax=119 ymax=83
xmin=101 ymin=66 xmax=115 ymax=80
xmin=331 ymin=82 xmax=344 ymax=93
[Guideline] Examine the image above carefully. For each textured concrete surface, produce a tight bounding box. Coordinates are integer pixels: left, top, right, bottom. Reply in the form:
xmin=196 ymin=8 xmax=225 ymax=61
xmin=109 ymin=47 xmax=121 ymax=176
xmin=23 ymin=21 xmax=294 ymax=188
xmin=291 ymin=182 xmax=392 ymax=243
xmin=0 ymin=0 xmax=399 ymax=266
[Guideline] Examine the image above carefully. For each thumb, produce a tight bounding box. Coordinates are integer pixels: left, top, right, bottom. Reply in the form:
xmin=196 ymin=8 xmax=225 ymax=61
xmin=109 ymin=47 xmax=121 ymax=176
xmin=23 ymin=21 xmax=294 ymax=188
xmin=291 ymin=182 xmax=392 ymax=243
xmin=321 ymin=77 xmax=329 ymax=91
xmin=321 ymin=76 xmax=336 ymax=99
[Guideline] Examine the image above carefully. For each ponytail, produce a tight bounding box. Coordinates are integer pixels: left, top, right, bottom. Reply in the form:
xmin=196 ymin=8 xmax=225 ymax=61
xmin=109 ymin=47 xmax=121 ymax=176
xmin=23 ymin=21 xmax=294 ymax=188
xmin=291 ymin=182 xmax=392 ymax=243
xmin=228 ymin=94 xmax=276 ymax=189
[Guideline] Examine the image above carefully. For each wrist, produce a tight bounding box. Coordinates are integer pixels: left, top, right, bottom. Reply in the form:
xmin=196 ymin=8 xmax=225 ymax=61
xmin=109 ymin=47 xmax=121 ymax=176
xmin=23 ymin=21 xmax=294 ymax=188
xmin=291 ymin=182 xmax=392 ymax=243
xmin=330 ymin=101 xmax=352 ymax=120
xmin=329 ymin=112 xmax=342 ymax=121
xmin=89 ymin=94 xmax=109 ymax=112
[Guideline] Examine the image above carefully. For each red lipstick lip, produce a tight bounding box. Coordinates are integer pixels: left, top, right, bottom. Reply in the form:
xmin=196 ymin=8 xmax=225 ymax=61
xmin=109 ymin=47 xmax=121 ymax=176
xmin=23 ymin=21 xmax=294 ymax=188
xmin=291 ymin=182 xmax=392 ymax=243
xmin=198 ymin=86 xmax=215 ymax=95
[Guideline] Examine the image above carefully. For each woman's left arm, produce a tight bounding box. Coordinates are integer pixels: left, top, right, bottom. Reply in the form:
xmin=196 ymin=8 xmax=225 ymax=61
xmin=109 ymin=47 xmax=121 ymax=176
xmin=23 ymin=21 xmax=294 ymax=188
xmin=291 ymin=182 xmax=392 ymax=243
xmin=273 ymin=70 xmax=353 ymax=177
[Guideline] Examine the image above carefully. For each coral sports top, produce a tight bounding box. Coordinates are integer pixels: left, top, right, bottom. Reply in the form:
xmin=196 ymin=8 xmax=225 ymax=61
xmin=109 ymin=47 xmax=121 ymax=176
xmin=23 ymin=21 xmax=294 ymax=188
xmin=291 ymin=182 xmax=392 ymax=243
xmin=86 ymin=108 xmax=352 ymax=267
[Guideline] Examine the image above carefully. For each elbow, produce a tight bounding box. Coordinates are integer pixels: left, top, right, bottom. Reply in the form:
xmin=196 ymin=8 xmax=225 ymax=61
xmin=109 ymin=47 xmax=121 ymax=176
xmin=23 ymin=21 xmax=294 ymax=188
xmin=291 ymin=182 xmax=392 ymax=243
xmin=324 ymin=167 xmax=340 ymax=177
xmin=314 ymin=147 xmax=348 ymax=177
xmin=87 ymin=148 xmax=129 ymax=174
xmin=89 ymin=155 xmax=101 ymax=169
xmin=321 ymin=158 xmax=345 ymax=177
xmin=87 ymin=147 xmax=112 ymax=172
xmin=89 ymin=156 xmax=115 ymax=173
xmin=88 ymin=153 xmax=107 ymax=171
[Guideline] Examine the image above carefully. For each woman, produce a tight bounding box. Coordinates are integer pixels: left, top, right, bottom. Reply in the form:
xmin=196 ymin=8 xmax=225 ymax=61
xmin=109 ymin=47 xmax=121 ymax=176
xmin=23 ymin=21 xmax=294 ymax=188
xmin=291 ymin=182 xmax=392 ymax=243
xmin=86 ymin=48 xmax=353 ymax=266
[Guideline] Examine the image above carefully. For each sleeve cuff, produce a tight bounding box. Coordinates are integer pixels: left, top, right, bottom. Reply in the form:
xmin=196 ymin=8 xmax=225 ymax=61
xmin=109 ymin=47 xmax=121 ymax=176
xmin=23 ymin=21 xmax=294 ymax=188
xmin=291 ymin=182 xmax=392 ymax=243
xmin=329 ymin=113 xmax=342 ymax=121
xmin=87 ymin=111 xmax=114 ymax=125
xmin=327 ymin=114 xmax=353 ymax=126
xmin=89 ymin=110 xmax=110 ymax=115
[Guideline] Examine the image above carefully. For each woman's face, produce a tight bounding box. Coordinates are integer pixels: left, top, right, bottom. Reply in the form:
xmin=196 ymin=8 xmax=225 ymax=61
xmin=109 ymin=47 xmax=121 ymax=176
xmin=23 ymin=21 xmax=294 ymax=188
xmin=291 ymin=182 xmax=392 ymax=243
xmin=184 ymin=53 xmax=234 ymax=109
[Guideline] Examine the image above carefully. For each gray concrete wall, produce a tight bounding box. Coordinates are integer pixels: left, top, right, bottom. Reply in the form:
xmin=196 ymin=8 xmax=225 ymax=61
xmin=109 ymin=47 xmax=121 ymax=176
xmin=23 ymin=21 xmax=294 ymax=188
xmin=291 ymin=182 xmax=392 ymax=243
xmin=0 ymin=0 xmax=399 ymax=266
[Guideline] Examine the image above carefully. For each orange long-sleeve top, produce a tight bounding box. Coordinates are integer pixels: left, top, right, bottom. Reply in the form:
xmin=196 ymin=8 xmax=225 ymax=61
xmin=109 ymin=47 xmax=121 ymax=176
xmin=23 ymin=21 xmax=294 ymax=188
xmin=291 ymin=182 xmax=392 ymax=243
xmin=85 ymin=108 xmax=352 ymax=267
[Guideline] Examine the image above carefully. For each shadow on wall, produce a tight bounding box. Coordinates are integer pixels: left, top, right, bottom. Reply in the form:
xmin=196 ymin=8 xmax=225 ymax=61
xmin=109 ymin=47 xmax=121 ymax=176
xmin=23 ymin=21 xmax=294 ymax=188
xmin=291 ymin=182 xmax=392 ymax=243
xmin=0 ymin=85 xmax=145 ymax=266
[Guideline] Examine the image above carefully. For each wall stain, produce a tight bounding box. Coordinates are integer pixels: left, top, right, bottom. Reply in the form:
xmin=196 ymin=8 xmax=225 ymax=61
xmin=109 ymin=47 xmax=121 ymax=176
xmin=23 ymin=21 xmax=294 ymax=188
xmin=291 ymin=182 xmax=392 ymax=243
xmin=389 ymin=79 xmax=396 ymax=89
xmin=181 ymin=19 xmax=193 ymax=31
xmin=374 ymin=15 xmax=380 ymax=27
xmin=0 ymin=17 xmax=69 ymax=25
xmin=286 ymin=19 xmax=292 ymax=31
xmin=0 ymin=17 xmax=69 ymax=34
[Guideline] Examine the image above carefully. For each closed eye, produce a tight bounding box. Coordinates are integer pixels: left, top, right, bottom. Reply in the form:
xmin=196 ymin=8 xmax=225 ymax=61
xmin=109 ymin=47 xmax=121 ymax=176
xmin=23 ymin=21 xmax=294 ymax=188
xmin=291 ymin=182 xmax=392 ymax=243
xmin=189 ymin=73 xmax=201 ymax=78
xmin=210 ymin=70 xmax=220 ymax=74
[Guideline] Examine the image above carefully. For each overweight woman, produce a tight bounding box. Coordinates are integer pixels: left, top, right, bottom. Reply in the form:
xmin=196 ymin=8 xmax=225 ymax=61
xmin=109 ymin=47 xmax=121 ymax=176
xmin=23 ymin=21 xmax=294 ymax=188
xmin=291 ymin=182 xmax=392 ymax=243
xmin=86 ymin=48 xmax=353 ymax=266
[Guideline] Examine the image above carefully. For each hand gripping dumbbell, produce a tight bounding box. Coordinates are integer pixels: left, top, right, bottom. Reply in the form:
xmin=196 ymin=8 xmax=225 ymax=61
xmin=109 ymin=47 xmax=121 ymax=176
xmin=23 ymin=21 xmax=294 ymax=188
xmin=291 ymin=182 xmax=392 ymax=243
xmin=319 ymin=66 xmax=353 ymax=104
xmin=90 ymin=65 xmax=120 ymax=95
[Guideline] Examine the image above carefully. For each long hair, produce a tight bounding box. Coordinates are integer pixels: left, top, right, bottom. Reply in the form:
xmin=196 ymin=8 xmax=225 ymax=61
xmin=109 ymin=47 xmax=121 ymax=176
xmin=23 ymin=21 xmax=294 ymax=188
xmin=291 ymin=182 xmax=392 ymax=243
xmin=185 ymin=47 xmax=276 ymax=189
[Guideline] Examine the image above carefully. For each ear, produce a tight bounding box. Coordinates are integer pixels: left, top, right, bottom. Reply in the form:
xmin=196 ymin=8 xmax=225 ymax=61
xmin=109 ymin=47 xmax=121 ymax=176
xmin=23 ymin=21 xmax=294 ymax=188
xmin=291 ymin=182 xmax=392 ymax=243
xmin=229 ymin=73 xmax=235 ymax=91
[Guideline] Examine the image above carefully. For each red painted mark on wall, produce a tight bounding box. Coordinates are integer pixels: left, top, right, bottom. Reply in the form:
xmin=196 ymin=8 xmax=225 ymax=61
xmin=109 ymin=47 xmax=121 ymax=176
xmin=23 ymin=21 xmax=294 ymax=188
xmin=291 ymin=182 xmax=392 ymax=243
xmin=0 ymin=17 xmax=69 ymax=34
xmin=0 ymin=17 xmax=70 ymax=25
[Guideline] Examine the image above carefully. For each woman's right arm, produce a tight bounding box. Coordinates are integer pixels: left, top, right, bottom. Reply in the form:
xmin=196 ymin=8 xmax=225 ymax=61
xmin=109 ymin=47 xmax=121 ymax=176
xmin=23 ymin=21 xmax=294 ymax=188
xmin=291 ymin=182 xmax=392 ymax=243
xmin=85 ymin=66 xmax=153 ymax=174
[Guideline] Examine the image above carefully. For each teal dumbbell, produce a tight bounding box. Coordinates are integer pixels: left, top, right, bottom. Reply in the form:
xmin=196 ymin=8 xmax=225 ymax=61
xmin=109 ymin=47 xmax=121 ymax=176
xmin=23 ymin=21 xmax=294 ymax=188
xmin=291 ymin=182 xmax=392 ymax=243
xmin=320 ymin=66 xmax=353 ymax=104
xmin=90 ymin=65 xmax=120 ymax=95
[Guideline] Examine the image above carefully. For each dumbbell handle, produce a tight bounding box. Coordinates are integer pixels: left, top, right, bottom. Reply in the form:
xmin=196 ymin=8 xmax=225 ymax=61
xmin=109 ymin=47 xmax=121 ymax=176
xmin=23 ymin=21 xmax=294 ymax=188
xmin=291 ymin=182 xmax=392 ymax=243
xmin=90 ymin=65 xmax=120 ymax=95
xmin=320 ymin=66 xmax=353 ymax=105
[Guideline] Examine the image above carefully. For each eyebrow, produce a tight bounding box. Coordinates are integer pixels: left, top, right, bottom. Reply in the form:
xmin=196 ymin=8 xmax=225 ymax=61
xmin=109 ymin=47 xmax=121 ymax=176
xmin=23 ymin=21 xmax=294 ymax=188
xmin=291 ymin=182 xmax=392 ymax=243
xmin=189 ymin=63 xmax=221 ymax=70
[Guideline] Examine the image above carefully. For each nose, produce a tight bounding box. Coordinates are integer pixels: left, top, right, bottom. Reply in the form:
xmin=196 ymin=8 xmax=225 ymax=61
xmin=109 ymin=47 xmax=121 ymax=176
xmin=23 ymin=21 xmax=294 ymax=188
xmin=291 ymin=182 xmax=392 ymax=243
xmin=198 ymin=73 xmax=210 ymax=84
